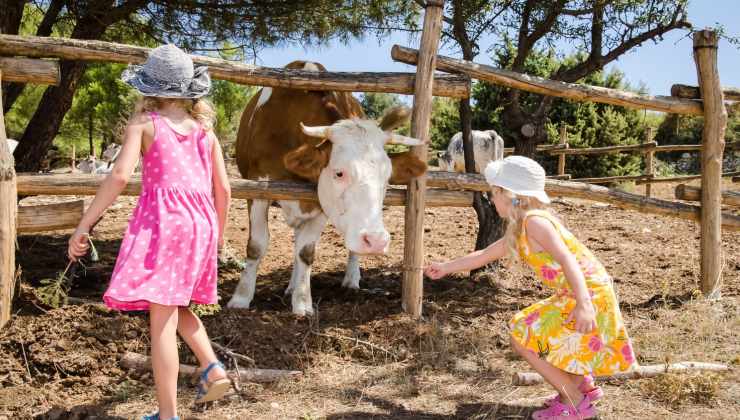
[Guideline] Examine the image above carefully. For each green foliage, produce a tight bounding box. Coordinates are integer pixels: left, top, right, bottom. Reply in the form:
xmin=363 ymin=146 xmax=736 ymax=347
xmin=429 ymin=97 xmax=460 ymax=151
xmin=359 ymin=92 xmax=403 ymax=119
xmin=34 ymin=262 xmax=74 ymax=309
xmin=472 ymin=46 xmax=652 ymax=178
xmin=189 ymin=303 xmax=222 ymax=318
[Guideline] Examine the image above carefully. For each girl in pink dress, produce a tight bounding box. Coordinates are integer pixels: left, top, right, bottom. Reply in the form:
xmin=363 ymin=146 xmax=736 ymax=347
xmin=68 ymin=44 xmax=232 ymax=420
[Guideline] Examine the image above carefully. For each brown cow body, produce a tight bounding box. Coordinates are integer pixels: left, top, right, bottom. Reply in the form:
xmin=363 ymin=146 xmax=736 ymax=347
xmin=227 ymin=61 xmax=426 ymax=316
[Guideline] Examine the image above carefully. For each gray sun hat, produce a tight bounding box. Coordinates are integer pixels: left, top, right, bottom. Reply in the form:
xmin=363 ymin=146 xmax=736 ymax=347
xmin=121 ymin=44 xmax=211 ymax=98
xmin=484 ymin=155 xmax=551 ymax=204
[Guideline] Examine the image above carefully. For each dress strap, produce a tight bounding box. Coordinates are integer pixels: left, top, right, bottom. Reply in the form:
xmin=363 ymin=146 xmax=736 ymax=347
xmin=519 ymin=210 xmax=568 ymax=255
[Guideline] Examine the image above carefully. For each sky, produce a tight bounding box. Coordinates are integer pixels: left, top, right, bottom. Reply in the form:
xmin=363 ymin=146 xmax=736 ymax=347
xmin=252 ymin=1 xmax=740 ymax=98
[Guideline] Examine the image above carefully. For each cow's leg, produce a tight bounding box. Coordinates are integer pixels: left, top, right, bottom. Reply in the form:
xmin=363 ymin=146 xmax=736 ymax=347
xmin=342 ymin=252 xmax=361 ymax=289
xmin=227 ymin=199 xmax=269 ymax=309
xmin=280 ymin=201 xmax=326 ymax=316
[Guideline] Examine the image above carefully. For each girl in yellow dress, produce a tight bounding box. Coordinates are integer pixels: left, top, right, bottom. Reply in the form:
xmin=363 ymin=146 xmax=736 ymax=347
xmin=425 ymin=156 xmax=635 ymax=420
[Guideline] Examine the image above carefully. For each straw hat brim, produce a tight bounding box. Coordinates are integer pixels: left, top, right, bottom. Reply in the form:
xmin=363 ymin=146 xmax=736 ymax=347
xmin=121 ymin=63 xmax=211 ymax=98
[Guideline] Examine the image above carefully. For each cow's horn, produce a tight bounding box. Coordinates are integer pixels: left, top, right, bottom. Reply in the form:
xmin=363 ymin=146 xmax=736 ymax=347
xmin=386 ymin=133 xmax=424 ymax=146
xmin=300 ymin=122 xmax=331 ymax=139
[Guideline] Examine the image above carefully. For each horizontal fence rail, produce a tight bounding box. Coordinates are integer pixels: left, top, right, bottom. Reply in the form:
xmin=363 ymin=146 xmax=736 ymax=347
xmin=391 ymin=45 xmax=704 ymax=115
xmin=0 ymin=35 xmax=470 ymax=98
xmin=15 ymin=172 xmax=740 ymax=231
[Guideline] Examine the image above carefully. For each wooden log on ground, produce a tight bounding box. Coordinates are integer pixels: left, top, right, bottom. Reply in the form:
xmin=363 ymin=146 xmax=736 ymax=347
xmin=0 ymin=71 xmax=17 ymax=329
xmin=547 ymin=142 xmax=657 ymax=156
xmin=513 ymin=362 xmax=730 ymax=386
xmin=402 ymin=0 xmax=444 ymax=319
xmin=671 ymin=83 xmax=740 ymax=101
xmin=120 ymin=352 xmax=301 ymax=383
xmin=694 ymin=30 xmax=727 ymax=299
xmin=0 ymin=57 xmax=59 ymax=85
xmin=14 ymin=173 xmax=474 ymax=207
xmin=0 ymin=34 xmax=469 ymax=98
xmin=636 ymin=171 xmax=740 ymax=185
xmin=570 ymin=174 xmax=653 ymax=184
xmin=424 ymin=171 xmax=740 ymax=231
xmin=17 ymin=200 xmax=84 ymax=233
xmin=391 ymin=45 xmax=703 ymax=116
xmin=675 ymin=184 xmax=740 ymax=207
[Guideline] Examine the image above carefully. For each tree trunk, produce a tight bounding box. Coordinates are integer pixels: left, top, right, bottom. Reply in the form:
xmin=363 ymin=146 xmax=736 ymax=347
xmin=14 ymin=60 xmax=90 ymax=172
xmin=459 ymin=99 xmax=504 ymax=255
xmin=2 ymin=0 xmax=66 ymax=114
xmin=0 ymin=0 xmax=26 ymax=113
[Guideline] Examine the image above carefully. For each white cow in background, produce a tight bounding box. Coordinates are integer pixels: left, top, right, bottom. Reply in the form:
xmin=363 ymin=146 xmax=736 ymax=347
xmin=438 ymin=130 xmax=504 ymax=173
xmin=77 ymin=144 xmax=140 ymax=174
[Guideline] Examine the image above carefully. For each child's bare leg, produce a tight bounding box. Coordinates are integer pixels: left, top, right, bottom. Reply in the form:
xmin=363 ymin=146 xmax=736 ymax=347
xmin=177 ymin=307 xmax=226 ymax=381
xmin=510 ymin=336 xmax=584 ymax=405
xmin=150 ymin=304 xmax=180 ymax=419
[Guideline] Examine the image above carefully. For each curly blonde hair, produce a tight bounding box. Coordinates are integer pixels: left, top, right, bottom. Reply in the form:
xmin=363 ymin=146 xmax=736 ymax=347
xmin=133 ymin=97 xmax=216 ymax=131
xmin=490 ymin=185 xmax=550 ymax=260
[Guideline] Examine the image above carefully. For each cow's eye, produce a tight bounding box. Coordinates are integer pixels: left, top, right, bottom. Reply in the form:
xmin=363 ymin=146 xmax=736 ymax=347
xmin=334 ymin=170 xmax=344 ymax=179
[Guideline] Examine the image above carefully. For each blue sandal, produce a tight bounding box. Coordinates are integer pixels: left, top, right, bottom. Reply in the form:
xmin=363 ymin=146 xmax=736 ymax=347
xmin=195 ymin=361 xmax=231 ymax=403
xmin=142 ymin=413 xmax=179 ymax=420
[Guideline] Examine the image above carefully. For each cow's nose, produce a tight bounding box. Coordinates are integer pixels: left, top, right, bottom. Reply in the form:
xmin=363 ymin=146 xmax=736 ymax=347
xmin=360 ymin=231 xmax=390 ymax=255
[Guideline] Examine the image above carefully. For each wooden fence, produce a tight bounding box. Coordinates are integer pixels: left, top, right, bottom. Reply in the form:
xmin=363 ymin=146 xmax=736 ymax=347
xmin=0 ymin=11 xmax=736 ymax=326
xmin=392 ymin=29 xmax=732 ymax=302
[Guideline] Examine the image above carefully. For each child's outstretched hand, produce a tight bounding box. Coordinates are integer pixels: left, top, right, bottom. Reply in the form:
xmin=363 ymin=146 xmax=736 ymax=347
xmin=565 ymin=300 xmax=597 ymax=334
xmin=68 ymin=229 xmax=90 ymax=262
xmin=424 ymin=262 xmax=448 ymax=280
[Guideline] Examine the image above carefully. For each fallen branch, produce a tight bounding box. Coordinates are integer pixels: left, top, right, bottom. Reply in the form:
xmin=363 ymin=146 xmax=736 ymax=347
xmin=210 ymin=340 xmax=256 ymax=366
xmin=311 ymin=331 xmax=399 ymax=360
xmin=120 ymin=351 xmax=300 ymax=383
xmin=512 ymin=362 xmax=731 ymax=386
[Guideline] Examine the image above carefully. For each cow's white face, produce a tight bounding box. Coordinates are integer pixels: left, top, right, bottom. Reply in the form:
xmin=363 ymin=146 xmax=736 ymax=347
xmin=301 ymin=119 xmax=423 ymax=255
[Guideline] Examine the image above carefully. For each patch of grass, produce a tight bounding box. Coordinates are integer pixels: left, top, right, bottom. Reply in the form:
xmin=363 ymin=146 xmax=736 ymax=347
xmin=190 ymin=303 xmax=222 ymax=317
xmin=111 ymin=379 xmax=147 ymax=402
xmin=640 ymin=372 xmax=721 ymax=408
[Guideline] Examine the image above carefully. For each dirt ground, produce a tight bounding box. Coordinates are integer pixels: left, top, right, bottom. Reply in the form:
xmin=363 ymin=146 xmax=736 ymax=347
xmin=1 ymin=178 xmax=738 ymax=419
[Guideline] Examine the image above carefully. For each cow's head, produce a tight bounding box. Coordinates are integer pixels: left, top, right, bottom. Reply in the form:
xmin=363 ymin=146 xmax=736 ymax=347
xmin=284 ymin=106 xmax=427 ymax=254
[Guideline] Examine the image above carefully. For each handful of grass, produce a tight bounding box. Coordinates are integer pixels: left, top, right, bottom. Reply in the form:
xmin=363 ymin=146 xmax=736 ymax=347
xmin=35 ymin=235 xmax=98 ymax=308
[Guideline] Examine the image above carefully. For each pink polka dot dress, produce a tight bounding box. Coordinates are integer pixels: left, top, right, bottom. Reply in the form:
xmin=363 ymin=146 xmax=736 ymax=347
xmin=103 ymin=112 xmax=218 ymax=311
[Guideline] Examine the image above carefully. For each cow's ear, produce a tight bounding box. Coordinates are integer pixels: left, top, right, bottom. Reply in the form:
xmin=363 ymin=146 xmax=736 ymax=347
xmin=284 ymin=141 xmax=332 ymax=182
xmin=389 ymin=151 xmax=427 ymax=184
xmin=379 ymin=106 xmax=411 ymax=131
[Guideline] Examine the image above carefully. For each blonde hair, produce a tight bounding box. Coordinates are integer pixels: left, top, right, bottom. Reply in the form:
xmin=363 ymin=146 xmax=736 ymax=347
xmin=133 ymin=96 xmax=216 ymax=131
xmin=490 ymin=185 xmax=549 ymax=260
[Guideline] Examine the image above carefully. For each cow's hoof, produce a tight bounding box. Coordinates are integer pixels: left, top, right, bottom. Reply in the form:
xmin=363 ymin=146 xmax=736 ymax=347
xmin=292 ymin=304 xmax=314 ymax=317
xmin=341 ymin=271 xmax=361 ymax=289
xmin=226 ymin=295 xmax=252 ymax=309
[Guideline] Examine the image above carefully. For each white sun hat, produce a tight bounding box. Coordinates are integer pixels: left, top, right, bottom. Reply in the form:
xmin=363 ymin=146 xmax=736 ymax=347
xmin=484 ymin=155 xmax=551 ymax=204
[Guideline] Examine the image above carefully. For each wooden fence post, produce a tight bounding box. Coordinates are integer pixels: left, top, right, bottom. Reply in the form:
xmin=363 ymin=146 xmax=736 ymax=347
xmin=402 ymin=0 xmax=444 ymax=318
xmin=0 ymin=70 xmax=18 ymax=329
xmin=694 ymin=30 xmax=727 ymax=298
xmin=558 ymin=124 xmax=568 ymax=176
xmin=644 ymin=127 xmax=655 ymax=197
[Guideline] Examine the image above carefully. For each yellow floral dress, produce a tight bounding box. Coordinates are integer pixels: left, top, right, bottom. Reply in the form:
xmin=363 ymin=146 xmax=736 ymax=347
xmin=509 ymin=210 xmax=636 ymax=376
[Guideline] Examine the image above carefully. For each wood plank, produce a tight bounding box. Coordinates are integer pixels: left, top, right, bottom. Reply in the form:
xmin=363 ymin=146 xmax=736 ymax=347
xmin=0 ymin=34 xmax=469 ymax=98
xmin=402 ymin=1 xmax=444 ymax=319
xmin=547 ymin=142 xmax=657 ymax=156
xmin=17 ymin=200 xmax=84 ymax=233
xmin=635 ymin=171 xmax=740 ymax=185
xmin=391 ymin=45 xmax=704 ymax=115
xmin=14 ymin=173 xmax=473 ymax=207
xmin=423 ymin=171 xmax=740 ymax=231
xmin=570 ymin=174 xmax=653 ymax=184
xmin=0 ymin=57 xmax=59 ymax=85
xmin=693 ymin=30 xmax=726 ymax=298
xmin=675 ymin=184 xmax=740 ymax=207
xmin=671 ymin=83 xmax=740 ymax=101
xmin=0 ymin=71 xmax=17 ymax=329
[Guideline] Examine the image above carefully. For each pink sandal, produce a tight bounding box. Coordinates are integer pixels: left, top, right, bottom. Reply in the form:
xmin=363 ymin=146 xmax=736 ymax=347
xmin=544 ymin=374 xmax=603 ymax=407
xmin=533 ymin=396 xmax=598 ymax=420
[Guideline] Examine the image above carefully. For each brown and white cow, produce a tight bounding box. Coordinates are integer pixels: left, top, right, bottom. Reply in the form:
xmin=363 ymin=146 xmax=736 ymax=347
xmin=227 ymin=61 xmax=427 ymax=316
